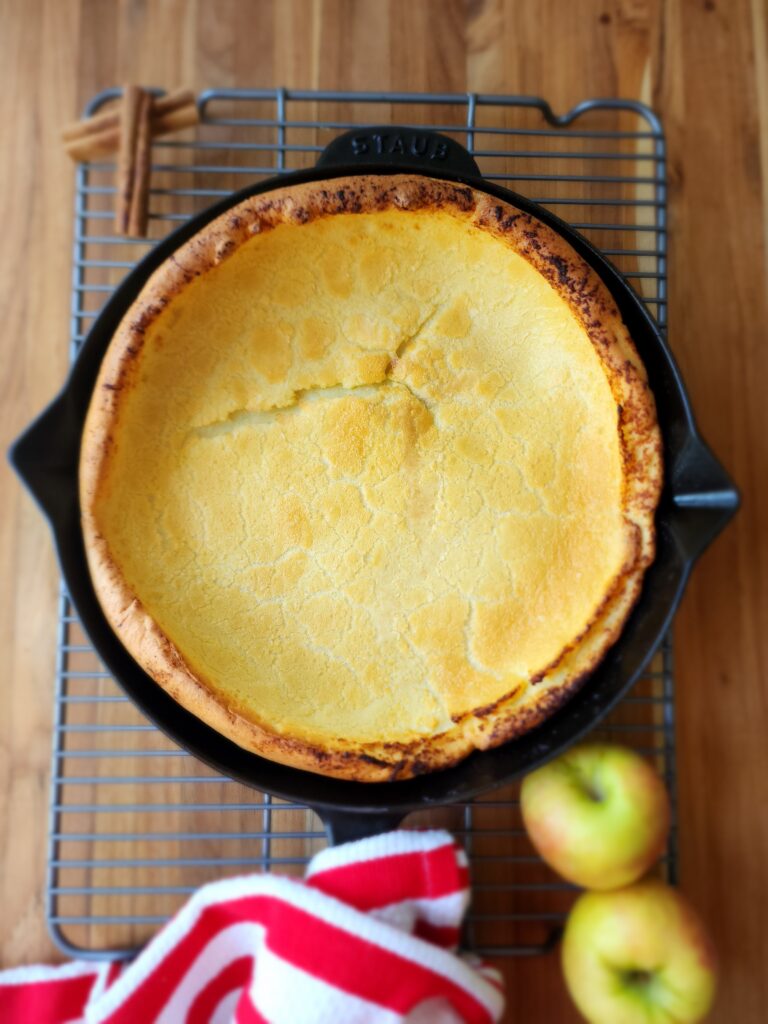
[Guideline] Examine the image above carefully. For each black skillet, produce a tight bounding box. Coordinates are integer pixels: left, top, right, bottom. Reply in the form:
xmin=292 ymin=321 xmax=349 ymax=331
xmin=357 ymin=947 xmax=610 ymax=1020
xmin=10 ymin=128 xmax=738 ymax=844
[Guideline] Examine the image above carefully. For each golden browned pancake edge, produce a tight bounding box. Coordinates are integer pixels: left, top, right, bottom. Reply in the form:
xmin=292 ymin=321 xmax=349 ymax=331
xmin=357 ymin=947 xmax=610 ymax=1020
xmin=79 ymin=174 xmax=662 ymax=781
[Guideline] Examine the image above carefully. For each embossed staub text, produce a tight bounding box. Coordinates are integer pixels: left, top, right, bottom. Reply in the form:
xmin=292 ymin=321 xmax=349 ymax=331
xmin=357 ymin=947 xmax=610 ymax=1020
xmin=350 ymin=133 xmax=449 ymax=160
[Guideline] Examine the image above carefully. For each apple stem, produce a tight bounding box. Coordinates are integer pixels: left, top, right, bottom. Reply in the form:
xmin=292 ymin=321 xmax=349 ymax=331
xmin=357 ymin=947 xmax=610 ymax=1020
xmin=622 ymin=968 xmax=654 ymax=987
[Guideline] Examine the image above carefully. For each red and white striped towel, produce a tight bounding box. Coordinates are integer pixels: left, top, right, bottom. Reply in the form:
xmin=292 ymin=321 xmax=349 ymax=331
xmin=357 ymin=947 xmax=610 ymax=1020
xmin=0 ymin=830 xmax=505 ymax=1023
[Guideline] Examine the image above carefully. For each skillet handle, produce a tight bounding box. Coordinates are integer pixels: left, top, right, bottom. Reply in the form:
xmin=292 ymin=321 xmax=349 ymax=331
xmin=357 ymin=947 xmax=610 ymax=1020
xmin=8 ymin=391 xmax=79 ymax=524
xmin=318 ymin=809 xmax=406 ymax=847
xmin=315 ymin=126 xmax=481 ymax=178
xmin=669 ymin=431 xmax=739 ymax=562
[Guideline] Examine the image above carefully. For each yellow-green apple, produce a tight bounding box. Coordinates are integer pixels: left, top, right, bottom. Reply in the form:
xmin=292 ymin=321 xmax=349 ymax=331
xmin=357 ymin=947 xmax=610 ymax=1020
xmin=562 ymin=880 xmax=717 ymax=1024
xmin=520 ymin=742 xmax=670 ymax=889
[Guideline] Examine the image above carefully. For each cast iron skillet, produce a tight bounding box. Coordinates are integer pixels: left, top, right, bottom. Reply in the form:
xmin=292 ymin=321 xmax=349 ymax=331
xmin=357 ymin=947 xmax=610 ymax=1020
xmin=10 ymin=128 xmax=738 ymax=844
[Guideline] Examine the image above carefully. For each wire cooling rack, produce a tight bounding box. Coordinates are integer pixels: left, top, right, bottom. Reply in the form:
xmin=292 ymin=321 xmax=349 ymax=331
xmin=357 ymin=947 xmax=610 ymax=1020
xmin=51 ymin=89 xmax=674 ymax=959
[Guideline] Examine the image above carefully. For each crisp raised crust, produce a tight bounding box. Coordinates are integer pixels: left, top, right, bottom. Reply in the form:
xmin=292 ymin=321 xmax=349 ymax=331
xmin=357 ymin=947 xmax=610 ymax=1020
xmin=80 ymin=174 xmax=662 ymax=782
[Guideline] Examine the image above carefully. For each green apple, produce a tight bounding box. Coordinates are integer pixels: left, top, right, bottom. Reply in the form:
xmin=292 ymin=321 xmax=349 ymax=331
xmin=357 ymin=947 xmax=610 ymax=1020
xmin=562 ymin=880 xmax=717 ymax=1024
xmin=520 ymin=742 xmax=670 ymax=889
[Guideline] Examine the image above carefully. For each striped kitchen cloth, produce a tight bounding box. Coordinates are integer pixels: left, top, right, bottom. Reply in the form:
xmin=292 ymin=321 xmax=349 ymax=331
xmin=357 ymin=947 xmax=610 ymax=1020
xmin=0 ymin=829 xmax=505 ymax=1023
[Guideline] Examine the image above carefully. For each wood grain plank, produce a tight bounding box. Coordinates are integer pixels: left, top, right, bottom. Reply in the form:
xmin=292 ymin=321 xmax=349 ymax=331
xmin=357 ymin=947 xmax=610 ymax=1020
xmin=0 ymin=0 xmax=80 ymax=966
xmin=657 ymin=2 xmax=768 ymax=1020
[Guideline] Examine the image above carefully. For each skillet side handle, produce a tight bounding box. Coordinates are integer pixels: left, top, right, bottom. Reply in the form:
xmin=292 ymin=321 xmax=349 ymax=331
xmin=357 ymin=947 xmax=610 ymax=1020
xmin=669 ymin=432 xmax=739 ymax=562
xmin=315 ymin=126 xmax=482 ymax=179
xmin=318 ymin=809 xmax=406 ymax=847
xmin=8 ymin=392 xmax=80 ymax=525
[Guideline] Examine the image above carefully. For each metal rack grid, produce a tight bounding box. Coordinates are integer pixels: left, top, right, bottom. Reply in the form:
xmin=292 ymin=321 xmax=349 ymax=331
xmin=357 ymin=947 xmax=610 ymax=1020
xmin=50 ymin=88 xmax=674 ymax=960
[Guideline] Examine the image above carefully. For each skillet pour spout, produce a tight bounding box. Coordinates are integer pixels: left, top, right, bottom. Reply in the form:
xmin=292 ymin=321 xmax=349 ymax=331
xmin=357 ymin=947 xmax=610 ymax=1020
xmin=8 ymin=124 xmax=738 ymax=840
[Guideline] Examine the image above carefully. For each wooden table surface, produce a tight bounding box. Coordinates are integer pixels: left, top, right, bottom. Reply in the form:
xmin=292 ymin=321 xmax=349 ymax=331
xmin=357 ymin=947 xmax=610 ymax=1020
xmin=1 ymin=1 xmax=766 ymax=1020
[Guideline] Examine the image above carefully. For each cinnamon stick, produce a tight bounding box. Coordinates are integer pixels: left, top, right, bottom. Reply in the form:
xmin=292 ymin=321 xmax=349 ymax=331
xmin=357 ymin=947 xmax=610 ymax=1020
xmin=152 ymin=102 xmax=200 ymax=135
xmin=62 ymin=88 xmax=195 ymax=142
xmin=115 ymin=86 xmax=153 ymax=237
xmin=64 ymin=103 xmax=198 ymax=161
xmin=128 ymin=90 xmax=153 ymax=237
